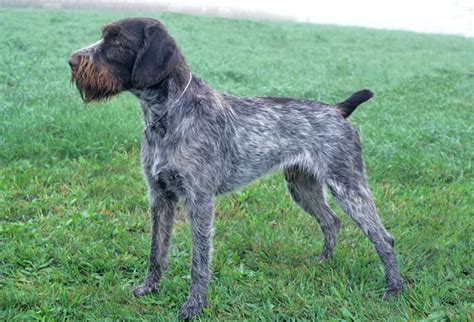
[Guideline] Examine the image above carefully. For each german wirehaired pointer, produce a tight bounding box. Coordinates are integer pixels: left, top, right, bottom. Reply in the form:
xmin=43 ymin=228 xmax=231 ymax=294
xmin=69 ymin=18 xmax=402 ymax=319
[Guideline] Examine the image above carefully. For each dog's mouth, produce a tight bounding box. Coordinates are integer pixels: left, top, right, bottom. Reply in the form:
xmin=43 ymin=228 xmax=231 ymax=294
xmin=69 ymin=57 xmax=122 ymax=103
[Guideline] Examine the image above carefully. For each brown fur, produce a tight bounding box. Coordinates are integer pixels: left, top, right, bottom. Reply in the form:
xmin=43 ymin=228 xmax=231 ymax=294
xmin=71 ymin=57 xmax=122 ymax=103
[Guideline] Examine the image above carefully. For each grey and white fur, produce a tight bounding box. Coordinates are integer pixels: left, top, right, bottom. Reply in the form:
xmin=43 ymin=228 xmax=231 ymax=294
xmin=68 ymin=18 xmax=402 ymax=319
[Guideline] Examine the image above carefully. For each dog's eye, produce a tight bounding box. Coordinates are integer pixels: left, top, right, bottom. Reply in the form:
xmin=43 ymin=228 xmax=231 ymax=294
xmin=105 ymin=34 xmax=121 ymax=46
xmin=111 ymin=37 xmax=121 ymax=46
xmin=103 ymin=30 xmax=121 ymax=46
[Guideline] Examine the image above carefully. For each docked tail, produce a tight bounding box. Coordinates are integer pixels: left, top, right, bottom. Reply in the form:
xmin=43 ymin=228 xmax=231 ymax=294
xmin=336 ymin=89 xmax=374 ymax=118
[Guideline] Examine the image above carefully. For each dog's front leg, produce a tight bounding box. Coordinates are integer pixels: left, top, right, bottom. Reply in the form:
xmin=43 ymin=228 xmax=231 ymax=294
xmin=179 ymin=196 xmax=214 ymax=320
xmin=133 ymin=183 xmax=177 ymax=297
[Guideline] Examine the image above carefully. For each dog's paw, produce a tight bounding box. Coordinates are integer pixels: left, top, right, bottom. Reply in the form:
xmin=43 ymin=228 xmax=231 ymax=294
xmin=317 ymin=242 xmax=337 ymax=262
xmin=178 ymin=297 xmax=205 ymax=320
xmin=382 ymin=286 xmax=402 ymax=300
xmin=132 ymin=283 xmax=158 ymax=297
xmin=317 ymin=249 xmax=333 ymax=262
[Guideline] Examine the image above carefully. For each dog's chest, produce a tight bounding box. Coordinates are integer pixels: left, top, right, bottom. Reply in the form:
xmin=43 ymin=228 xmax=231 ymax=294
xmin=141 ymin=133 xmax=186 ymax=196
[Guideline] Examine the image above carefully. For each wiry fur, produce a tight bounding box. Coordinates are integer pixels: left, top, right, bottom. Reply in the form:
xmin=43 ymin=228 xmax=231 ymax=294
xmin=71 ymin=56 xmax=122 ymax=102
xmin=69 ymin=18 xmax=402 ymax=320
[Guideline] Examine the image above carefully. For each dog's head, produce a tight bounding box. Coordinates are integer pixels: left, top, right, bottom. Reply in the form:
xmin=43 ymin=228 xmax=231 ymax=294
xmin=68 ymin=18 xmax=181 ymax=103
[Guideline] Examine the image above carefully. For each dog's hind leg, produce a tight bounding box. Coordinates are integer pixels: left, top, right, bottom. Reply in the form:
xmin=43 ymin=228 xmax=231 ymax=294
xmin=284 ymin=166 xmax=341 ymax=261
xmin=325 ymin=163 xmax=402 ymax=298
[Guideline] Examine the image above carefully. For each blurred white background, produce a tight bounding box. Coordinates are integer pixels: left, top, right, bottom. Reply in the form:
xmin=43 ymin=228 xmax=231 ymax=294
xmin=155 ymin=0 xmax=473 ymax=37
xmin=3 ymin=0 xmax=473 ymax=36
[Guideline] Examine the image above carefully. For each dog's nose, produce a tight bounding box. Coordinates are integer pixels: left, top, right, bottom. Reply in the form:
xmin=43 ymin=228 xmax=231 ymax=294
xmin=68 ymin=53 xmax=82 ymax=69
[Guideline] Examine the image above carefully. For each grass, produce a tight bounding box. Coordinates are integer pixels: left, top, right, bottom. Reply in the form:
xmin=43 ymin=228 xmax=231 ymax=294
xmin=1 ymin=7 xmax=473 ymax=320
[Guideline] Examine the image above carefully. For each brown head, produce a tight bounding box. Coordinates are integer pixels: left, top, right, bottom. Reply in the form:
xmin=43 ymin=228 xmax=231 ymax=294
xmin=68 ymin=18 xmax=185 ymax=103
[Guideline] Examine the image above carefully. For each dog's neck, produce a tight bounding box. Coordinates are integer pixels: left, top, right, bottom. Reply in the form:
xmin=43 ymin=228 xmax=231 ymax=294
xmin=130 ymin=64 xmax=191 ymax=126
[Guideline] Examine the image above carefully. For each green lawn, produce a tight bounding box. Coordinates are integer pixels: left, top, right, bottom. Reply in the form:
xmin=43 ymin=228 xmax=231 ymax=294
xmin=1 ymin=8 xmax=472 ymax=320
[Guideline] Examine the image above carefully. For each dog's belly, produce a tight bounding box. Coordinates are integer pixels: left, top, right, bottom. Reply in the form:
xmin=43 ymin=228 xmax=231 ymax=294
xmin=215 ymin=148 xmax=311 ymax=195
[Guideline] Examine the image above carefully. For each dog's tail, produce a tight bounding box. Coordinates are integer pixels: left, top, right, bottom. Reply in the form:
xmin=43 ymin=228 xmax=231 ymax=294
xmin=336 ymin=89 xmax=373 ymax=118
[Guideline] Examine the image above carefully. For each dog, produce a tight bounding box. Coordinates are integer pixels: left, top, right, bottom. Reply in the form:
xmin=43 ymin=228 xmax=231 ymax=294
xmin=69 ymin=18 xmax=402 ymax=319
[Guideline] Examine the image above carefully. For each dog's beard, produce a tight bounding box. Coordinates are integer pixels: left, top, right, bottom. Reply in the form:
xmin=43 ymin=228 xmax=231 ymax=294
xmin=70 ymin=58 xmax=122 ymax=103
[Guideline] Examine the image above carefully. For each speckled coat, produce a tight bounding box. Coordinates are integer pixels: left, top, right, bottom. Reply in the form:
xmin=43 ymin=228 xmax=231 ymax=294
xmin=69 ymin=18 xmax=402 ymax=320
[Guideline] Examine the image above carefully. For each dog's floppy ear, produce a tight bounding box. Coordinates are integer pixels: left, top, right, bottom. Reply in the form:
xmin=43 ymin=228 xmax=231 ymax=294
xmin=132 ymin=24 xmax=179 ymax=89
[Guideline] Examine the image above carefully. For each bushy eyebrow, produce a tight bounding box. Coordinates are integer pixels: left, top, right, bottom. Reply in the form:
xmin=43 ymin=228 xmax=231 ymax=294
xmin=101 ymin=24 xmax=120 ymax=37
xmin=101 ymin=24 xmax=109 ymax=34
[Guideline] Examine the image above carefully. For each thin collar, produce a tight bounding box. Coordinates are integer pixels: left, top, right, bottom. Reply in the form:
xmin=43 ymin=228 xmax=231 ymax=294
xmin=145 ymin=72 xmax=193 ymax=130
